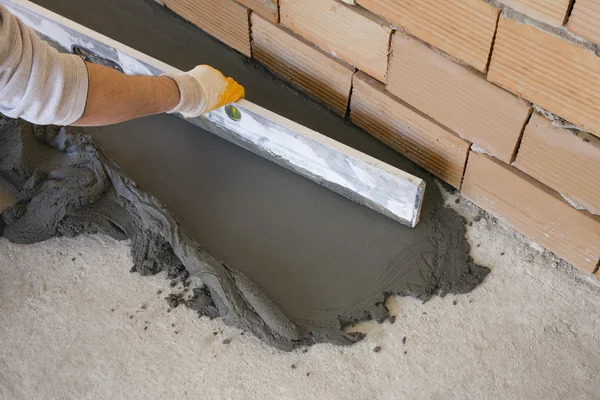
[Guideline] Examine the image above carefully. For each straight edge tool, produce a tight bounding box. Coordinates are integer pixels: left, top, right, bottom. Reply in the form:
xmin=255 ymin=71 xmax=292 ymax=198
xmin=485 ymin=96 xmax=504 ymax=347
xmin=1 ymin=0 xmax=426 ymax=227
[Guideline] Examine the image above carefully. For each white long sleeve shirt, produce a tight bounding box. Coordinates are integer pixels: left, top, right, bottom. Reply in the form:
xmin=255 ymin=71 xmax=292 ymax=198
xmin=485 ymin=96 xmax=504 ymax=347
xmin=0 ymin=5 xmax=88 ymax=125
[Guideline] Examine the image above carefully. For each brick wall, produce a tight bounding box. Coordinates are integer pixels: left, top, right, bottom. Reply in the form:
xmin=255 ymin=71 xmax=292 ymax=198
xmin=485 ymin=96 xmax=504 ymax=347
xmin=162 ymin=0 xmax=600 ymax=275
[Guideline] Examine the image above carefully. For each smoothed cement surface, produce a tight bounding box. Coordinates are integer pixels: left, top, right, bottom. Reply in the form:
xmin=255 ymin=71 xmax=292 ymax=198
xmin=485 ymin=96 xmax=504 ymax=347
xmin=0 ymin=112 xmax=487 ymax=349
xmin=0 ymin=0 xmax=486 ymax=348
xmin=86 ymin=114 xmax=487 ymax=330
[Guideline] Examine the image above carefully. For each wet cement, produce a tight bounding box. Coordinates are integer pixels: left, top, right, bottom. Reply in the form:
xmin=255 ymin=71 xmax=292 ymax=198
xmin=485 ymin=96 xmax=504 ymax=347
xmin=0 ymin=0 xmax=490 ymax=349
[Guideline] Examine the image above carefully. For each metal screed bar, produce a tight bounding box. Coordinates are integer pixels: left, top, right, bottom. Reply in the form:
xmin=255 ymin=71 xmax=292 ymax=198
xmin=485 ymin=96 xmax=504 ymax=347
xmin=1 ymin=0 xmax=425 ymax=227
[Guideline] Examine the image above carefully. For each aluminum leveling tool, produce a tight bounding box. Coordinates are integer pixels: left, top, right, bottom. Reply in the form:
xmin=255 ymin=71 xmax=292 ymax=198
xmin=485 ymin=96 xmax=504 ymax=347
xmin=1 ymin=0 xmax=425 ymax=227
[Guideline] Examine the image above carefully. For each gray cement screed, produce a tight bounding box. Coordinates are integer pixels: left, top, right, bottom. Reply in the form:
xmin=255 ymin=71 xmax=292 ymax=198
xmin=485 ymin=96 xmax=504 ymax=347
xmin=0 ymin=0 xmax=489 ymax=350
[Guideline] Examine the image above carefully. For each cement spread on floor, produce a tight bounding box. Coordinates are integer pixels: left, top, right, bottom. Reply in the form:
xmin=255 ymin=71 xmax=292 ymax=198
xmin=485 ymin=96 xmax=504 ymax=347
xmin=0 ymin=0 xmax=489 ymax=349
xmin=0 ymin=116 xmax=488 ymax=349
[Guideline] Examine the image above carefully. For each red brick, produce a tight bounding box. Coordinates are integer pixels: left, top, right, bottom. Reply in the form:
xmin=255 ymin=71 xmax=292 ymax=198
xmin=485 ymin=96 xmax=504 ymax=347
xmin=357 ymin=0 xmax=500 ymax=72
xmin=462 ymin=152 xmax=600 ymax=274
xmin=568 ymin=0 xmax=600 ymax=45
xmin=280 ymin=0 xmax=392 ymax=82
xmin=502 ymin=0 xmax=571 ymax=26
xmin=489 ymin=18 xmax=600 ymax=138
xmin=350 ymin=72 xmax=470 ymax=187
xmin=238 ymin=0 xmax=278 ymax=22
xmin=387 ymin=33 xmax=531 ymax=163
xmin=251 ymin=14 xmax=354 ymax=116
xmin=514 ymin=113 xmax=600 ymax=216
xmin=164 ymin=0 xmax=251 ymax=56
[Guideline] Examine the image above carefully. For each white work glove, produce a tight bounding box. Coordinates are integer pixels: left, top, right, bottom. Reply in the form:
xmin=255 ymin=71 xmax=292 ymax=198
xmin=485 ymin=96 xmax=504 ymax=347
xmin=165 ymin=65 xmax=245 ymax=118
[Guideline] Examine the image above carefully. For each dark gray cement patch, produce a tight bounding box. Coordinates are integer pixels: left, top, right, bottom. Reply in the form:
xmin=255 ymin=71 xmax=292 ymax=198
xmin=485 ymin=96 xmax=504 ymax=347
xmin=85 ymin=114 xmax=488 ymax=329
xmin=0 ymin=115 xmax=488 ymax=349
xmin=0 ymin=0 xmax=490 ymax=349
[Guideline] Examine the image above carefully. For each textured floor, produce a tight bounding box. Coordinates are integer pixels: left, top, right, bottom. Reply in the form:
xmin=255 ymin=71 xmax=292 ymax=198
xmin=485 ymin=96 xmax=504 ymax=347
xmin=2 ymin=191 xmax=600 ymax=400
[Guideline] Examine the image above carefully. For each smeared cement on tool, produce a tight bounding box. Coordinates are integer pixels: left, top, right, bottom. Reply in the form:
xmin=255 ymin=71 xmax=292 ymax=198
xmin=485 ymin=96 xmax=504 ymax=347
xmin=0 ymin=0 xmax=489 ymax=350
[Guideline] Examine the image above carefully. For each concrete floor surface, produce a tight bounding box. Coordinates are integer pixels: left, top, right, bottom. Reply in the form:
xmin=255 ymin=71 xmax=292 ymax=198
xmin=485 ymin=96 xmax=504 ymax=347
xmin=2 ymin=191 xmax=599 ymax=399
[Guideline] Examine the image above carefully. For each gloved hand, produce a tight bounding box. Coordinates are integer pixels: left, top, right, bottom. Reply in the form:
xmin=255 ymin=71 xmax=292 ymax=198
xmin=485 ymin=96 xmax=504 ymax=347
xmin=165 ymin=65 xmax=245 ymax=118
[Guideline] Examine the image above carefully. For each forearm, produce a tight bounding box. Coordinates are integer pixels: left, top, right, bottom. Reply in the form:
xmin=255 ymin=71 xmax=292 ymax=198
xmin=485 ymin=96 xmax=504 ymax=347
xmin=0 ymin=5 xmax=242 ymax=127
xmin=73 ymin=62 xmax=180 ymax=126
xmin=0 ymin=5 xmax=180 ymax=127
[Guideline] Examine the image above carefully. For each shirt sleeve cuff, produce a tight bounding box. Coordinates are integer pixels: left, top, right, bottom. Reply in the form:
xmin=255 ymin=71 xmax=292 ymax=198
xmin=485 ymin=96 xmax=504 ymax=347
xmin=59 ymin=54 xmax=89 ymax=126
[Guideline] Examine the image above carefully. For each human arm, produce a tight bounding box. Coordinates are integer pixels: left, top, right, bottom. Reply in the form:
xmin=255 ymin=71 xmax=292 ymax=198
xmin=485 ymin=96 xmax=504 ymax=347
xmin=72 ymin=62 xmax=181 ymax=126
xmin=0 ymin=5 xmax=244 ymax=127
xmin=75 ymin=62 xmax=245 ymax=126
xmin=0 ymin=4 xmax=88 ymax=125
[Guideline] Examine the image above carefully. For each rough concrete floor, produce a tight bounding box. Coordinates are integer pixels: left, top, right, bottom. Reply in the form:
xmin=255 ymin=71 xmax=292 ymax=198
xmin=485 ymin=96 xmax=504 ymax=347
xmin=1 ymin=188 xmax=600 ymax=400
